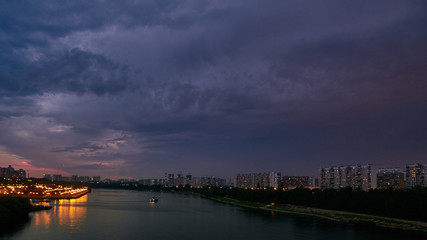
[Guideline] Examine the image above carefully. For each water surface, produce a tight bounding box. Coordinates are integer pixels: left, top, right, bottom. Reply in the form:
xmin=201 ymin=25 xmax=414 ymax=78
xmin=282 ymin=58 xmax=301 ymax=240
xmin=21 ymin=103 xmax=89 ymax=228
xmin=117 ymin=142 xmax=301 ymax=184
xmin=4 ymin=189 xmax=424 ymax=240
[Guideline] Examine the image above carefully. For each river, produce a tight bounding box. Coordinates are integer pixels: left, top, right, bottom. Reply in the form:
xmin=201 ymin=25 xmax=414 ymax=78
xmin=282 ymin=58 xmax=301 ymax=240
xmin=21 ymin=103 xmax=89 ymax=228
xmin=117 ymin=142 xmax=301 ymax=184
xmin=2 ymin=189 xmax=424 ymax=240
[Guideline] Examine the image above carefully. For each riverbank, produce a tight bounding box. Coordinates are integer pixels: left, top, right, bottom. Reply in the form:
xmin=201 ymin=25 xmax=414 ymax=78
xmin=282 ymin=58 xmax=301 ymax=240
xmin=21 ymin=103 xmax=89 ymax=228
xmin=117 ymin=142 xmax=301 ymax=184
xmin=210 ymin=196 xmax=427 ymax=233
xmin=0 ymin=196 xmax=51 ymax=238
xmin=35 ymin=188 xmax=91 ymax=200
xmin=5 ymin=188 xmax=91 ymax=200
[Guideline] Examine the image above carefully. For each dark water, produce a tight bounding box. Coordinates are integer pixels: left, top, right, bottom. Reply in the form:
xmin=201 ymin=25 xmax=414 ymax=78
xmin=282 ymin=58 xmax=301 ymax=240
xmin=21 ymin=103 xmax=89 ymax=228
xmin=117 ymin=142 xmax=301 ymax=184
xmin=3 ymin=189 xmax=425 ymax=240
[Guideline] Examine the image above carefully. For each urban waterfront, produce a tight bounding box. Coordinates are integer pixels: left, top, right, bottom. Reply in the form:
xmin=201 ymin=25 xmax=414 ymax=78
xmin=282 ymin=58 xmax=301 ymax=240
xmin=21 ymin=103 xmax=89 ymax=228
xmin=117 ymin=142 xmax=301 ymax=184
xmin=2 ymin=189 xmax=424 ymax=240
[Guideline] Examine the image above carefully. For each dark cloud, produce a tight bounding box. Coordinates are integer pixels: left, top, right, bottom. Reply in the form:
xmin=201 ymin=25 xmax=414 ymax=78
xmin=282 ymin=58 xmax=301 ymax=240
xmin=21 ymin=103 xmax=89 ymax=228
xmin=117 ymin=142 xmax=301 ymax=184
xmin=0 ymin=0 xmax=185 ymax=41
xmin=51 ymin=142 xmax=104 ymax=153
xmin=38 ymin=49 xmax=138 ymax=95
xmin=0 ymin=0 xmax=426 ymax=178
xmin=0 ymin=48 xmax=137 ymax=96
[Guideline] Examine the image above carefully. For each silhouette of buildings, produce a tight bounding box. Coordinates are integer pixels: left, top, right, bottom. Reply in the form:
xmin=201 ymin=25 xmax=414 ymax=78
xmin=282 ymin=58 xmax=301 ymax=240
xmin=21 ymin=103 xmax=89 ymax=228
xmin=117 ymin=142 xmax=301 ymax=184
xmin=320 ymin=164 xmax=376 ymax=191
xmin=406 ymin=163 xmax=427 ymax=188
xmin=377 ymin=168 xmax=404 ymax=190
xmin=0 ymin=165 xmax=26 ymax=179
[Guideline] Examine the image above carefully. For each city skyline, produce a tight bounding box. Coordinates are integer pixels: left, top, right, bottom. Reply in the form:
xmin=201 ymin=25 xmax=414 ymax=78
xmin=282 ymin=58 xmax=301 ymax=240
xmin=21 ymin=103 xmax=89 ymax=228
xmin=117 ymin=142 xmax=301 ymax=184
xmin=0 ymin=1 xmax=427 ymax=179
xmin=2 ymin=162 xmax=425 ymax=184
xmin=3 ymin=162 xmax=427 ymax=192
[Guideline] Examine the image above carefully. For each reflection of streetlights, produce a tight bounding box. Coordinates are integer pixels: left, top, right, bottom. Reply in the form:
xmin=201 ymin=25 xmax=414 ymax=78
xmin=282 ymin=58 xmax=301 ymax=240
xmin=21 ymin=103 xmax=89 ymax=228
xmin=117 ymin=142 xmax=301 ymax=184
xmin=54 ymin=194 xmax=88 ymax=231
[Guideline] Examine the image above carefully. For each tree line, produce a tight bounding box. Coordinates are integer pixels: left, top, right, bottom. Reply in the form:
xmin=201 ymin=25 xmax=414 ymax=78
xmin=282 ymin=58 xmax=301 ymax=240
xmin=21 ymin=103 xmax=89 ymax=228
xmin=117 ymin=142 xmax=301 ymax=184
xmin=186 ymin=186 xmax=427 ymax=222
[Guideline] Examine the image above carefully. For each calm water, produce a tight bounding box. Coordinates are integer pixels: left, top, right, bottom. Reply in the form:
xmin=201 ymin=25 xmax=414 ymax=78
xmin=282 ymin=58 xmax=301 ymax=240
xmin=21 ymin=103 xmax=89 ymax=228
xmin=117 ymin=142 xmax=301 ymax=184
xmin=3 ymin=189 xmax=425 ymax=240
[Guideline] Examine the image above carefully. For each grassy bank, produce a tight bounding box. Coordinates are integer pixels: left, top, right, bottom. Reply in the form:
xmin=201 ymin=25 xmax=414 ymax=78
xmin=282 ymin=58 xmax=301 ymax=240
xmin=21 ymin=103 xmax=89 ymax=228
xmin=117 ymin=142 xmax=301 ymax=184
xmin=211 ymin=196 xmax=265 ymax=208
xmin=209 ymin=195 xmax=427 ymax=233
xmin=268 ymin=204 xmax=427 ymax=233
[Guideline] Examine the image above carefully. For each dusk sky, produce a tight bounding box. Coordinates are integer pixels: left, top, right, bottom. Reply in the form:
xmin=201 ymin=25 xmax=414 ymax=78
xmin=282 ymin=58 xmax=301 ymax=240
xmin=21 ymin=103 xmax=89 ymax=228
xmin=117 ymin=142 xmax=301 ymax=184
xmin=0 ymin=0 xmax=426 ymax=179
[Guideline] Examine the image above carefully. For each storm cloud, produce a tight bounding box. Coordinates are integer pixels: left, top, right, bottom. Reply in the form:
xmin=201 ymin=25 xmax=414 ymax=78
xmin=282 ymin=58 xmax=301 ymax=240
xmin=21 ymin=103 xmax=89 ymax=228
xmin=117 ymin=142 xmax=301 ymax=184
xmin=0 ymin=0 xmax=426 ymax=178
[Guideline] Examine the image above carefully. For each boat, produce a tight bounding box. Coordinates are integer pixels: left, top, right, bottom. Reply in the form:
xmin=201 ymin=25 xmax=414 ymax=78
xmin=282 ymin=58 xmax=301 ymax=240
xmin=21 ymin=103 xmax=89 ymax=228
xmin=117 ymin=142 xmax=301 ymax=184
xmin=150 ymin=197 xmax=158 ymax=203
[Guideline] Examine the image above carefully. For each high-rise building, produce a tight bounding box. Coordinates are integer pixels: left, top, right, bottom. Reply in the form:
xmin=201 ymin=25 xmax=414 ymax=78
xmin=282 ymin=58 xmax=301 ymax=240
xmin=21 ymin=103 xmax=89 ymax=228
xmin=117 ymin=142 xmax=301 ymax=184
xmin=167 ymin=174 xmax=175 ymax=186
xmin=235 ymin=174 xmax=254 ymax=189
xmin=282 ymin=176 xmax=310 ymax=189
xmin=320 ymin=164 xmax=376 ymax=191
xmin=235 ymin=172 xmax=281 ymax=189
xmin=406 ymin=163 xmax=427 ymax=188
xmin=5 ymin=165 xmax=14 ymax=178
xmin=17 ymin=169 xmax=26 ymax=179
xmin=53 ymin=174 xmax=63 ymax=181
xmin=78 ymin=176 xmax=91 ymax=182
xmin=376 ymin=168 xmax=404 ymax=190
xmin=71 ymin=175 xmax=79 ymax=182
xmin=0 ymin=168 xmax=5 ymax=178
xmin=175 ymin=173 xmax=186 ymax=186
xmin=138 ymin=179 xmax=153 ymax=186
xmin=190 ymin=176 xmax=226 ymax=187
xmin=43 ymin=174 xmax=53 ymax=181
xmin=312 ymin=177 xmax=319 ymax=187
xmin=186 ymin=174 xmax=192 ymax=184
xmin=0 ymin=165 xmax=26 ymax=179
xmin=269 ymin=172 xmax=281 ymax=189
xmin=253 ymin=173 xmax=270 ymax=189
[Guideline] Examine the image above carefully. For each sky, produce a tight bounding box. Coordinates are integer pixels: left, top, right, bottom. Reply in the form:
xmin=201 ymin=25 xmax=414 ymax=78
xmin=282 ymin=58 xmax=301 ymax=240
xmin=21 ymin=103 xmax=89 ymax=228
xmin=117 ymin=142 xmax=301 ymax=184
xmin=0 ymin=0 xmax=426 ymax=179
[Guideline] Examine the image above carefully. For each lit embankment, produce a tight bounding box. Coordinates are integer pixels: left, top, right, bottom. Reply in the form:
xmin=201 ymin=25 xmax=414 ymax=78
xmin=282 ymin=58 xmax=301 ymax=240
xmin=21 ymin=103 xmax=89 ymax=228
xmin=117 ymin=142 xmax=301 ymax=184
xmin=0 ymin=182 xmax=90 ymax=199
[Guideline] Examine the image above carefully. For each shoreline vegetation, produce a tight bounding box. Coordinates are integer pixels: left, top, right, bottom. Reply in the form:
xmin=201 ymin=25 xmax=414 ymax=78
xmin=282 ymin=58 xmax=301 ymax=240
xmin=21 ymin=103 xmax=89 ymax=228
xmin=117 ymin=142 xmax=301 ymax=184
xmin=91 ymin=183 xmax=427 ymax=233
xmin=0 ymin=197 xmax=51 ymax=237
xmin=209 ymin=196 xmax=427 ymax=233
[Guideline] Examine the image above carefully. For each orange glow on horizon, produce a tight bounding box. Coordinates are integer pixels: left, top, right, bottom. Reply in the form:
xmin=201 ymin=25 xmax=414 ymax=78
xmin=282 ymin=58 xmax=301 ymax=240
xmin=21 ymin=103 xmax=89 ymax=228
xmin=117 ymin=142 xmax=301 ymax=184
xmin=0 ymin=147 xmax=70 ymax=178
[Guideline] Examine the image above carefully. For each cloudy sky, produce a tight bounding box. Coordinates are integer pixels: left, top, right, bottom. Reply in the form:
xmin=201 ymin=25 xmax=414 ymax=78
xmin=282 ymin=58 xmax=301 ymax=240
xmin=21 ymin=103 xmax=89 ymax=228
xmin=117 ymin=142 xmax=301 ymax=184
xmin=0 ymin=0 xmax=426 ymax=179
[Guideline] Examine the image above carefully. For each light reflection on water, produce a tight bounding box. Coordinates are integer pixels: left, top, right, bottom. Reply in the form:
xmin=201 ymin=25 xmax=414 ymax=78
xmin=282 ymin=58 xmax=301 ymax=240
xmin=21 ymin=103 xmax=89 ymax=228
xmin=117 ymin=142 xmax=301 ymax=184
xmin=31 ymin=195 xmax=88 ymax=233
xmin=33 ymin=210 xmax=51 ymax=229
xmin=55 ymin=195 xmax=87 ymax=231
